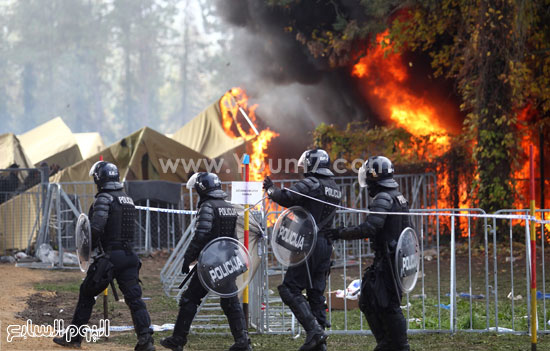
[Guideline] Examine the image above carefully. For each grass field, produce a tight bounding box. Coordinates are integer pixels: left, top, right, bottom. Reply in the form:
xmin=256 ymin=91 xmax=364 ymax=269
xmin=15 ymin=247 xmax=549 ymax=350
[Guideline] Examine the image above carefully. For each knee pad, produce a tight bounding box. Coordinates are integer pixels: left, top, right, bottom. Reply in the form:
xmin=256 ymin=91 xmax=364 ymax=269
xmin=307 ymin=293 xmax=325 ymax=307
xmin=179 ymin=296 xmax=200 ymax=310
xmin=125 ymin=296 xmax=147 ymax=312
xmin=278 ymin=284 xmax=305 ymax=306
xmin=220 ymin=297 xmax=241 ymax=313
xmin=277 ymin=284 xmax=302 ymax=305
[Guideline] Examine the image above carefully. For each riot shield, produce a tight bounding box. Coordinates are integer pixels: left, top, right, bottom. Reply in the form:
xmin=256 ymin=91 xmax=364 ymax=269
xmin=196 ymin=237 xmax=251 ymax=298
xmin=271 ymin=206 xmax=317 ymax=267
xmin=395 ymin=227 xmax=420 ymax=293
xmin=75 ymin=213 xmax=92 ymax=273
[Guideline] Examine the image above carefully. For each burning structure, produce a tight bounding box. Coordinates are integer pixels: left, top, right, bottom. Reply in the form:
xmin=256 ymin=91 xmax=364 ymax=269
xmin=213 ymin=1 xmax=549 ymax=217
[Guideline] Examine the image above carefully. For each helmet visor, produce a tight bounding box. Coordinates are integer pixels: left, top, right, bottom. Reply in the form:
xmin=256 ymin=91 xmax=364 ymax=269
xmin=88 ymin=161 xmax=102 ymax=177
xmin=186 ymin=173 xmax=200 ymax=190
xmin=358 ymin=163 xmax=368 ymax=188
xmin=297 ymin=151 xmax=307 ymax=171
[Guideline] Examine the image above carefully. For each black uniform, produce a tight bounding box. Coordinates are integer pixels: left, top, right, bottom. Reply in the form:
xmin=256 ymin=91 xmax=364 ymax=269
xmin=71 ymin=188 xmax=153 ymax=338
xmin=334 ymin=184 xmax=411 ymax=351
xmin=269 ymin=174 xmax=341 ymax=342
xmin=169 ymin=191 xmax=250 ymax=351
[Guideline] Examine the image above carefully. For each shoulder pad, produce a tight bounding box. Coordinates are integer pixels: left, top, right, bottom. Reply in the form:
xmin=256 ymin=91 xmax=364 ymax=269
xmin=372 ymin=191 xmax=393 ymax=210
xmin=296 ymin=177 xmax=321 ymax=193
xmin=198 ymin=201 xmax=215 ymax=216
xmin=95 ymin=192 xmax=113 ymax=205
xmin=199 ymin=200 xmax=215 ymax=210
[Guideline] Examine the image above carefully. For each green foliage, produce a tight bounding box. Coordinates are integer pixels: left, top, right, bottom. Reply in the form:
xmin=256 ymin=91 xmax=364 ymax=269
xmin=313 ymin=122 xmax=452 ymax=169
xmin=277 ymin=0 xmax=550 ymax=213
xmin=34 ymin=280 xmax=81 ymax=293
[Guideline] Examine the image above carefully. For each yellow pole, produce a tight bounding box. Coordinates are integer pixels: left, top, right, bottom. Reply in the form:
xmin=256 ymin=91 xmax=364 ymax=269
xmin=103 ymin=287 xmax=109 ymax=321
xmin=242 ymin=154 xmax=250 ymax=328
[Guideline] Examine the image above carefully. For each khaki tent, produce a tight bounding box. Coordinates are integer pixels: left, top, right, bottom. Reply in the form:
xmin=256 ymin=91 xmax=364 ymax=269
xmin=1 ymin=127 xmax=211 ymax=254
xmin=0 ymin=133 xmax=33 ymax=169
xmin=172 ymin=101 xmax=245 ymax=159
xmin=172 ymin=100 xmax=246 ymax=179
xmin=74 ymin=132 xmax=106 ymax=159
xmin=52 ymin=126 xmax=211 ymax=184
xmin=18 ymin=117 xmax=83 ymax=169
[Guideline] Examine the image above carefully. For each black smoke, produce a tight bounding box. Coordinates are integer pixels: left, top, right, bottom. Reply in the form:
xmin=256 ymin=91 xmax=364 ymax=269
xmin=215 ymin=0 xmax=373 ymax=159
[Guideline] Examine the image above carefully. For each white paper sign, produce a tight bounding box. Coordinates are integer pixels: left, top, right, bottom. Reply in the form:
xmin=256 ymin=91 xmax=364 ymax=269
xmin=231 ymin=181 xmax=263 ymax=205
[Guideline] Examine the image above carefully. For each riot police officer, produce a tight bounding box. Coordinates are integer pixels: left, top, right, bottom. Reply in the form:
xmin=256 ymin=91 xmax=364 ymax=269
xmin=263 ymin=149 xmax=342 ymax=351
xmin=161 ymin=172 xmax=252 ymax=351
xmin=53 ymin=161 xmax=155 ymax=351
xmin=327 ymin=156 xmax=411 ymax=351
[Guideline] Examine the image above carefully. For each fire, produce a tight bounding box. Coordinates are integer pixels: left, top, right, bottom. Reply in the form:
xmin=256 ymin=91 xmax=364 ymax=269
xmin=513 ymin=106 xmax=538 ymax=207
xmin=352 ymin=30 xmax=451 ymax=150
xmin=219 ymin=87 xmax=279 ymax=181
xmin=352 ymin=30 xmax=465 ymax=216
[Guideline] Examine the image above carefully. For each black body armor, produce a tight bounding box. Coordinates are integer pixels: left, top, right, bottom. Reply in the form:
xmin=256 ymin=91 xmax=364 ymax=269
xmin=184 ymin=195 xmax=238 ymax=263
xmin=89 ymin=189 xmax=136 ymax=249
xmin=269 ymin=175 xmax=342 ymax=231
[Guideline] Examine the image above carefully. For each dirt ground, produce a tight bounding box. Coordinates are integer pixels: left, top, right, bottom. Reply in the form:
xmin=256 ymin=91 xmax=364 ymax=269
xmin=0 ymin=262 xmax=138 ymax=351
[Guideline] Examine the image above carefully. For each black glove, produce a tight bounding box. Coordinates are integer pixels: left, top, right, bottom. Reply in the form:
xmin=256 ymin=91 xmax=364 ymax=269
xmin=181 ymin=259 xmax=191 ymax=275
xmin=263 ymin=176 xmax=274 ymax=192
xmin=325 ymin=228 xmax=341 ymax=241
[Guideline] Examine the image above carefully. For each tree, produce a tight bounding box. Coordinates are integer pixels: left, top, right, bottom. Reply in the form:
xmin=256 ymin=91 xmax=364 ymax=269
xmin=268 ymin=0 xmax=550 ymax=212
xmin=108 ymin=0 xmax=178 ymax=135
xmin=6 ymin=0 xmax=111 ymax=135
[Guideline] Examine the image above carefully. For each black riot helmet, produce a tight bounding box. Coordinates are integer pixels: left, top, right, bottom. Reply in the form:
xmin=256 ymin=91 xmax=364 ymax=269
xmin=89 ymin=161 xmax=123 ymax=191
xmin=297 ymin=148 xmax=334 ymax=176
xmin=186 ymin=172 xmax=226 ymax=198
xmin=358 ymin=156 xmax=398 ymax=189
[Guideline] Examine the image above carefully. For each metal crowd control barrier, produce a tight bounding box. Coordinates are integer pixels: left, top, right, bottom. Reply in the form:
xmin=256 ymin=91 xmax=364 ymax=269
xmin=0 ymin=167 xmax=48 ymax=255
xmin=160 ymin=204 xmax=549 ymax=336
xmin=3 ymin=174 xmax=549 ymax=336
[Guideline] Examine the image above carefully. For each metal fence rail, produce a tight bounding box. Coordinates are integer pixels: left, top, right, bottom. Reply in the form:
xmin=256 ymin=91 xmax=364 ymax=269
xmin=1 ymin=167 xmax=47 ymax=255
xmin=3 ymin=175 xmax=549 ymax=336
xmin=256 ymin=209 xmax=549 ymax=335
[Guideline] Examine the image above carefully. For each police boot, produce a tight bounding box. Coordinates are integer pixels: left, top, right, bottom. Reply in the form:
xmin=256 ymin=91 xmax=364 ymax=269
xmin=314 ymin=341 xmax=327 ymax=351
xmin=221 ymin=299 xmax=252 ymax=351
xmin=135 ymin=333 xmax=155 ymax=351
xmin=53 ymin=334 xmax=82 ymax=348
xmin=383 ymin=313 xmax=409 ymax=351
xmin=227 ymin=319 xmax=252 ymax=351
xmin=292 ymin=301 xmax=327 ymax=351
xmin=160 ymin=336 xmax=186 ymax=351
xmin=160 ymin=298 xmax=197 ymax=351
xmin=363 ymin=312 xmax=390 ymax=351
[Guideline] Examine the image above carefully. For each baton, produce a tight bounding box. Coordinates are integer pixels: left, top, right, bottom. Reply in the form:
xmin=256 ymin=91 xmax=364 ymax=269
xmin=384 ymin=242 xmax=402 ymax=301
xmin=110 ymin=280 xmax=120 ymax=301
xmin=178 ymin=265 xmax=197 ymax=289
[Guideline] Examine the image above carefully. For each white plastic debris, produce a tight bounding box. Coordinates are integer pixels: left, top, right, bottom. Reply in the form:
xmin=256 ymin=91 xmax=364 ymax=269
xmin=36 ymin=243 xmax=56 ymax=264
xmin=335 ymin=279 xmax=361 ymax=300
xmin=507 ymin=291 xmax=523 ymax=301
xmin=15 ymin=252 xmax=28 ymax=259
xmin=62 ymin=252 xmax=79 ymax=265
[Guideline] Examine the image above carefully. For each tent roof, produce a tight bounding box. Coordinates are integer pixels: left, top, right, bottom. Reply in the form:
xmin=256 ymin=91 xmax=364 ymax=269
xmin=74 ymin=132 xmax=106 ymax=159
xmin=52 ymin=127 xmax=211 ymax=184
xmin=0 ymin=133 xmax=33 ymax=169
xmin=172 ymin=100 xmax=245 ymax=159
xmin=18 ymin=117 xmax=82 ymax=168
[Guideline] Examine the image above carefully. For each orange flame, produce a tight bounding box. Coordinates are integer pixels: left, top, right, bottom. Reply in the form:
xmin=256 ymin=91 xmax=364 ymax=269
xmin=352 ymin=30 xmax=465 ymax=215
xmin=219 ymin=87 xmax=279 ymax=181
xmin=352 ymin=30 xmax=452 ymax=150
